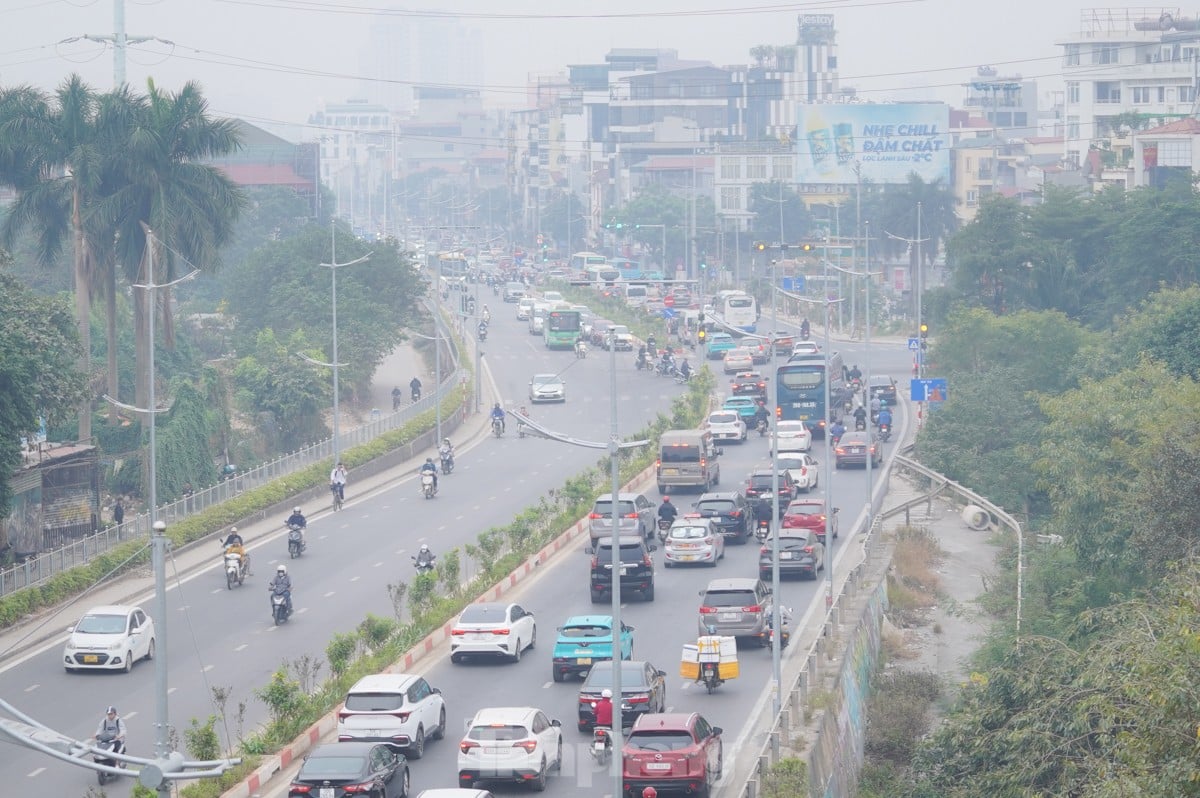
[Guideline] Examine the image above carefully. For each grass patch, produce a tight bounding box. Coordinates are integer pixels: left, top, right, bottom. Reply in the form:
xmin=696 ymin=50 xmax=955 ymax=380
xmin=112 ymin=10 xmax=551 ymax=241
xmin=864 ymin=670 xmax=941 ymax=763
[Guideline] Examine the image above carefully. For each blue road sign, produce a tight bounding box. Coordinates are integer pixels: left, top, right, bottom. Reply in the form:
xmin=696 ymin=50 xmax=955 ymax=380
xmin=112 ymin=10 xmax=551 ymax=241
xmin=910 ymin=378 xmax=948 ymax=402
xmin=780 ymin=276 xmax=806 ymax=292
xmin=907 ymin=337 xmax=920 ymax=351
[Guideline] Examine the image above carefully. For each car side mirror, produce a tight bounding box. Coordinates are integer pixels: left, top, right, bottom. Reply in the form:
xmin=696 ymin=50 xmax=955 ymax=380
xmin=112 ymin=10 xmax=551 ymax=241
xmin=648 ymin=543 xmax=658 ymax=552
xmin=712 ymin=726 xmax=723 ymax=736
xmin=584 ymin=546 xmax=594 ymax=555
xmin=431 ymin=687 xmax=442 ymax=694
xmin=657 ymin=670 xmax=667 ymax=678
xmin=833 ymin=507 xmax=840 ymax=514
xmin=551 ymin=719 xmax=562 ymax=728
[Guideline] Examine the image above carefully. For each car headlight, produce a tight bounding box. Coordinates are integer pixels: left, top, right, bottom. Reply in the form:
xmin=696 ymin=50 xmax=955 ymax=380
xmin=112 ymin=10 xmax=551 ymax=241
xmin=64 ymin=640 xmax=76 ymax=651
xmin=109 ymin=640 xmax=124 ymax=651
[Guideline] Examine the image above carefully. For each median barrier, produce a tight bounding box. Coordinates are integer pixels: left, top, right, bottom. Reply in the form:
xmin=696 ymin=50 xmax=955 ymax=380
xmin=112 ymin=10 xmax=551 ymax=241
xmin=221 ymin=462 xmax=658 ymax=798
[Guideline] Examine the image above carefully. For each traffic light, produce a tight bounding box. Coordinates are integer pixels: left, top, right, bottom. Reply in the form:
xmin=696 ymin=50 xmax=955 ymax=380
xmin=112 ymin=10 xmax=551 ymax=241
xmin=919 ymin=319 xmax=929 ymax=339
xmin=697 ymin=328 xmax=707 ymax=343
xmin=699 ymin=252 xmax=707 ymax=270
xmin=754 ymin=241 xmax=766 ymax=252
xmin=800 ymin=243 xmax=814 ymax=253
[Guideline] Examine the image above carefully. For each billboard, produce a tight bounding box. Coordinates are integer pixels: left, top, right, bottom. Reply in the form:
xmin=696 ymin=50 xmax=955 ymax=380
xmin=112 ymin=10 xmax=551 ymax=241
xmin=795 ymin=103 xmax=950 ymax=185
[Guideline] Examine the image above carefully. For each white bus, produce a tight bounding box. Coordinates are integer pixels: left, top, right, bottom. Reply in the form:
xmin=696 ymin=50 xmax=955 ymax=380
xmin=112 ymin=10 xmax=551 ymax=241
xmin=715 ymin=291 xmax=759 ymax=332
xmin=570 ymin=251 xmax=608 ymax=274
xmin=583 ymin=263 xmax=622 ymax=287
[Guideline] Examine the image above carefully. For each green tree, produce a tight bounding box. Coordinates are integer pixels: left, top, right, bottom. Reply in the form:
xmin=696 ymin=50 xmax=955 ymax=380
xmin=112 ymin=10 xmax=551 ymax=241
xmin=1101 ymin=284 xmax=1200 ymax=380
xmin=232 ymin=328 xmax=329 ymax=450
xmin=747 ymin=180 xmax=811 ymax=243
xmin=945 ymin=196 xmax=1033 ymax=313
xmin=613 ymin=184 xmax=688 ymax=270
xmin=0 ymin=266 xmax=88 ymax=517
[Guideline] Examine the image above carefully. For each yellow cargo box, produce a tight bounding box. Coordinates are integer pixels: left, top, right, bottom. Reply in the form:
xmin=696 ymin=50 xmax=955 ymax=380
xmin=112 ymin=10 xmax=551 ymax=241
xmin=718 ymin=660 xmax=740 ymax=680
xmin=681 ymin=661 xmax=700 ymax=680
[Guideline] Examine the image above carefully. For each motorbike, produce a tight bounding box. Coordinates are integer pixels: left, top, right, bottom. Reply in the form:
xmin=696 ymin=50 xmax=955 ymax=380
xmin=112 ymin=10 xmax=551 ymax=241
xmin=421 ymin=472 xmax=437 ymax=499
xmin=656 ymin=359 xmax=675 ymax=377
xmin=440 ymin=451 xmax=455 ymax=474
xmin=766 ymin=606 xmax=793 ymax=649
xmin=222 ymin=546 xmax=246 ymax=590
xmin=800 ymin=326 xmax=810 ymax=341
xmin=830 ymin=431 xmax=844 ymax=448
xmin=700 ymin=661 xmax=724 ymax=694
xmin=287 ymin=523 xmax=306 ymax=558
xmin=94 ymin=734 xmax=124 ymax=785
xmin=478 ymin=324 xmax=488 ymax=342
xmin=591 ymin=727 xmax=612 ymax=766
xmin=635 ymin=354 xmax=651 ymax=371
xmin=411 ymin=385 xmax=422 ymax=402
xmin=412 ymin=553 xmax=437 ymax=574
xmin=674 ymin=369 xmax=691 ymax=385
xmin=657 ymin=517 xmax=672 ymax=543
xmin=575 ymin=340 xmax=588 ymax=359
xmin=492 ymin=284 xmax=499 ymax=296
xmin=755 ymin=516 xmax=771 ymax=543
xmin=755 ymin=418 xmax=768 ymax=437
xmin=270 ymin=586 xmax=291 ymax=625
xmin=491 ymin=416 xmax=504 ymax=438
xmin=878 ymin=423 xmax=892 ymax=442
xmin=854 ymin=416 xmax=867 ymax=432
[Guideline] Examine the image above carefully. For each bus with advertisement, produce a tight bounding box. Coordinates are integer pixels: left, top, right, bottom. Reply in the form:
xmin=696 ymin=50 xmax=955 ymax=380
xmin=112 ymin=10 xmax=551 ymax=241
xmin=714 ymin=290 xmax=759 ymax=332
xmin=775 ymin=351 xmax=847 ymax=438
xmin=436 ymin=252 xmax=469 ymax=288
xmin=570 ymin=251 xmax=608 ymax=273
xmin=544 ymin=308 xmax=583 ymax=349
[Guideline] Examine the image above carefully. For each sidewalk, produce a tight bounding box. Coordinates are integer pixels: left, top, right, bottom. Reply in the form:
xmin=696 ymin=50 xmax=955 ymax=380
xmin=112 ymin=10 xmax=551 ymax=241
xmin=0 ymin=340 xmax=489 ymax=662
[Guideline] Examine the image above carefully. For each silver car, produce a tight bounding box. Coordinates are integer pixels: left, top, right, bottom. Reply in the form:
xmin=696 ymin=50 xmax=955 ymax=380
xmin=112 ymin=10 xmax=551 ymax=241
xmin=588 ymin=492 xmax=654 ymax=542
xmin=664 ymin=518 xmax=725 ymax=568
xmin=697 ymin=578 xmax=772 ymax=642
xmin=529 ymin=373 xmax=566 ymax=403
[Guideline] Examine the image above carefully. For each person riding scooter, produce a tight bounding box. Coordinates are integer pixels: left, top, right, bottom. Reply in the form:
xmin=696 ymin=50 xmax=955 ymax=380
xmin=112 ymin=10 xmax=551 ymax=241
xmin=419 ymin=457 xmax=439 ymax=492
xmin=829 ymin=418 xmax=847 ymax=446
xmin=285 ymin=507 xmax=307 ymax=546
xmin=222 ymin=527 xmax=250 ymax=576
xmin=490 ymin=403 xmax=506 ymax=433
xmin=853 ymin=405 xmax=868 ymax=431
xmin=268 ymin=564 xmax=293 ymax=616
xmin=95 ymin=706 xmax=127 ymax=757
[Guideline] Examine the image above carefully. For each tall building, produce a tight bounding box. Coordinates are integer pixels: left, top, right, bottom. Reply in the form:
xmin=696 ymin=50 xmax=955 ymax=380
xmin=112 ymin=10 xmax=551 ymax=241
xmin=360 ymin=11 xmax=484 ymax=117
xmin=1057 ymin=7 xmax=1200 ymax=168
xmin=962 ymin=66 xmax=1039 ymax=140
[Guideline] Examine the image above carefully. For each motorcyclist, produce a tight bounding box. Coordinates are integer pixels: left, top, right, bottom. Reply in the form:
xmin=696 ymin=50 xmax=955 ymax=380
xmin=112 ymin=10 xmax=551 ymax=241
xmin=415 ymin=543 xmax=436 ymax=568
xmin=646 ymin=333 xmax=657 ymax=353
xmin=657 ymin=497 xmax=678 ymax=527
xmin=95 ymin=706 xmax=127 ymax=757
xmin=593 ymin=688 xmax=615 ymax=738
xmin=286 ymin=506 xmax=306 ymax=546
xmin=678 ymin=359 xmax=692 ymax=381
xmin=477 ymin=320 xmax=488 ymax=338
xmin=658 ymin=348 xmax=675 ymax=375
xmin=753 ymin=403 xmax=770 ymax=433
xmin=330 ymin=461 xmax=347 ymax=502
xmin=800 ymin=318 xmax=810 ymax=339
xmin=636 ymin=345 xmax=650 ymax=370
xmin=482 ymin=305 xmax=491 ymax=323
xmin=853 ymin=405 xmax=868 ymax=430
xmin=490 ymin=402 xmax=506 ymax=433
xmin=410 ymin=376 xmax=422 ymax=401
xmin=268 ymin=564 xmax=292 ymax=615
xmin=438 ymin=438 xmax=455 ymax=469
xmin=391 ymin=386 xmax=402 ymax=411
xmin=829 ymin=418 xmax=847 ymax=444
xmin=848 ymin=364 xmax=863 ymax=383
xmin=575 ymin=335 xmax=587 ymax=356
xmin=419 ymin=457 xmax=439 ymax=492
xmin=869 ymin=395 xmax=882 ymax=422
xmin=877 ymin=407 xmax=893 ymax=432
xmin=222 ymin=527 xmax=250 ymax=576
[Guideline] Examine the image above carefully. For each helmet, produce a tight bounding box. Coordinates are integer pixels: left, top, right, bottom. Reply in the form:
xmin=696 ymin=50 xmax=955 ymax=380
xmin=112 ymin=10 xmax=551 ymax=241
xmin=106 ymin=706 xmax=117 ymax=715
xmin=229 ymin=526 xmax=238 ymax=534
xmin=277 ymin=564 xmax=287 ymax=574
xmin=419 ymin=544 xmax=430 ymax=553
xmin=293 ymin=506 xmax=301 ymax=514
xmin=494 ymin=402 xmax=501 ymax=410
xmin=426 ymin=457 xmax=434 ymax=464
xmin=662 ymin=496 xmax=671 ymax=503
xmin=601 ymin=689 xmax=613 ymax=698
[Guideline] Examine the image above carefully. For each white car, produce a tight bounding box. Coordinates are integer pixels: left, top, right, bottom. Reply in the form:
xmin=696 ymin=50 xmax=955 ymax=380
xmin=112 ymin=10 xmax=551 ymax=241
xmin=457 ymin=706 xmax=563 ymax=791
xmin=337 ymin=673 xmax=447 ymax=758
xmin=770 ymin=420 xmax=813 ymax=453
xmin=63 ymin=604 xmax=155 ymax=673
xmin=777 ymin=451 xmax=820 ymax=492
xmin=529 ymin=373 xmax=566 ymax=403
xmin=450 ymin=602 xmax=537 ymax=664
xmin=516 ymin=298 xmax=535 ymax=320
xmin=790 ymin=341 xmax=820 ymax=357
xmin=663 ymin=517 xmax=725 ymax=567
xmin=540 ymin=290 xmax=564 ymax=303
xmin=723 ymin=348 xmax=755 ymax=373
xmin=705 ymin=410 xmax=747 ymax=443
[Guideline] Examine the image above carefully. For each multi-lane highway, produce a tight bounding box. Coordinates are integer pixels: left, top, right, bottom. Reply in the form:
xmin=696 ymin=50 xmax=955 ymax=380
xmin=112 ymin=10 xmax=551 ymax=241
xmin=0 ymin=286 xmax=908 ymax=798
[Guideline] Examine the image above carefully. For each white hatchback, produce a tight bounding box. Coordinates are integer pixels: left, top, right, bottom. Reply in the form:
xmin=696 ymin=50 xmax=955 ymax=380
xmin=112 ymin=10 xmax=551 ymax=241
xmin=450 ymin=602 xmax=537 ymax=664
xmin=337 ymin=673 xmax=447 ymax=758
xmin=705 ymin=410 xmax=747 ymax=443
xmin=63 ymin=604 xmax=155 ymax=673
xmin=457 ymin=706 xmax=563 ymax=791
xmin=664 ymin=517 xmax=725 ymax=567
xmin=777 ymin=451 xmax=820 ymax=492
xmin=770 ymin=420 xmax=813 ymax=453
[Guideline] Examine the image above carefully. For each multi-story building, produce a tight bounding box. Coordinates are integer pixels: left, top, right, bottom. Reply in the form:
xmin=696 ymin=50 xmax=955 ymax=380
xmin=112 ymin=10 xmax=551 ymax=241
xmin=360 ymin=13 xmax=484 ymax=118
xmin=307 ymin=99 xmax=395 ymax=235
xmin=1132 ymin=116 xmax=1200 ymax=186
xmin=1057 ymin=7 xmax=1200 ymax=168
xmin=962 ymin=66 xmax=1040 ymax=140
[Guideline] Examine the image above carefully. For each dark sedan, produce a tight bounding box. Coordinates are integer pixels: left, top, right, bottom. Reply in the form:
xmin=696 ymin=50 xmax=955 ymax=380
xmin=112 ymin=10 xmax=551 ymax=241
xmin=758 ymin=529 xmax=825 ymax=580
xmin=834 ymin=431 xmax=883 ymax=469
xmin=692 ymin=492 xmax=752 ymax=543
xmin=869 ymin=375 xmax=898 ymax=405
xmin=577 ymin=659 xmax=668 ymax=731
xmin=289 ymin=742 xmax=410 ymax=798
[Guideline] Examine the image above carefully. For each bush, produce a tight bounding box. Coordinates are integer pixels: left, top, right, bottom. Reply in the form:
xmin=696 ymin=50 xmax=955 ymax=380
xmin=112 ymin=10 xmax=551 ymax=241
xmin=761 ymin=757 xmax=808 ymax=798
xmin=864 ymin=670 xmax=941 ymax=763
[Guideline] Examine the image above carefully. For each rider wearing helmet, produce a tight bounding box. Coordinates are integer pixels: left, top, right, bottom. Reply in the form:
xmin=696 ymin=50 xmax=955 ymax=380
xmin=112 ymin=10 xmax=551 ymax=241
xmin=95 ymin=705 xmax=127 ymax=756
xmin=593 ymin=687 xmax=615 ymax=731
xmin=657 ymin=496 xmax=678 ymax=527
xmin=419 ymin=457 xmax=439 ymax=491
xmin=222 ymin=526 xmax=250 ymax=576
xmin=415 ymin=543 xmax=435 ymax=568
xmin=286 ymin=506 xmax=306 ymax=546
xmin=490 ymin=402 xmax=506 ymax=433
xmin=269 ymin=564 xmax=292 ymax=614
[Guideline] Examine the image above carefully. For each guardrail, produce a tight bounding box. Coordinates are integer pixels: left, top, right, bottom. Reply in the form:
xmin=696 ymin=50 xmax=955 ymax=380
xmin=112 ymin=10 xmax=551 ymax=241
xmin=730 ymin=443 xmax=1024 ymax=798
xmin=0 ymin=306 xmax=464 ymax=600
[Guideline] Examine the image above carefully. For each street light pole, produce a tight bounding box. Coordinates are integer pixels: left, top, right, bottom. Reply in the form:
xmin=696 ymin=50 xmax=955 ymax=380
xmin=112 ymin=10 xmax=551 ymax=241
xmin=769 ymin=255 xmax=782 ymax=718
xmin=321 ymin=219 xmax=371 ymax=464
xmin=607 ymin=328 xmax=624 ymax=795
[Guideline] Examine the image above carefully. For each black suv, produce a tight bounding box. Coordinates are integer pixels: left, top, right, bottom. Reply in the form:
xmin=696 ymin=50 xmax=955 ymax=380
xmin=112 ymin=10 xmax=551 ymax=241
xmin=692 ymin=492 xmax=752 ymax=544
xmin=589 ymin=536 xmax=657 ymax=603
xmin=743 ymin=469 xmax=798 ymax=519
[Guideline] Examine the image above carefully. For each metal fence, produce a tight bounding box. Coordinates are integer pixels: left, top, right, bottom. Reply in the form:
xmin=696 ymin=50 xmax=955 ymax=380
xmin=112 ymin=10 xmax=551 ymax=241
xmin=0 ymin=311 xmax=465 ymax=600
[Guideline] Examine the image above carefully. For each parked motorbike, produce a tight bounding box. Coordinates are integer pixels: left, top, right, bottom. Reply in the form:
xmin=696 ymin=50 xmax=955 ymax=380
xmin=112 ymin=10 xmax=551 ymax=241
xmin=94 ymin=734 xmax=124 ymax=785
xmin=287 ymin=523 xmax=306 ymax=558
xmin=657 ymin=517 xmax=672 ymax=543
xmin=222 ymin=546 xmax=246 ymax=590
xmin=270 ymin=586 xmax=291 ymax=625
xmin=491 ymin=417 xmax=504 ymax=438
xmin=575 ymin=340 xmax=588 ymax=359
xmin=421 ymin=472 xmax=437 ymax=499
xmin=591 ymin=727 xmax=612 ymax=766
xmin=412 ymin=553 xmax=437 ymax=574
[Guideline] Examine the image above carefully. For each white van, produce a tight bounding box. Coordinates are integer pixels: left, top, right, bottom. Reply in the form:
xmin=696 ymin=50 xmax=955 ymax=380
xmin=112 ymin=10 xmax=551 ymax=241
xmin=623 ymin=284 xmax=649 ymax=308
xmin=516 ymin=297 xmax=536 ymax=320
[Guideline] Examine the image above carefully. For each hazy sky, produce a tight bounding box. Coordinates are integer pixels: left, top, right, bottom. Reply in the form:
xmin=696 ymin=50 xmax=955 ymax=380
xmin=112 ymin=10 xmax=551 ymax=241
xmin=0 ymin=1 xmax=1156 ymax=139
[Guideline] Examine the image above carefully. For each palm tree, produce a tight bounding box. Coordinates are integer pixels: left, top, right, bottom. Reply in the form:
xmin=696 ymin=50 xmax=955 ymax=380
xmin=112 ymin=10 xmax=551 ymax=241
xmin=96 ymin=79 xmax=244 ymax=413
xmin=0 ymin=75 xmax=106 ymax=441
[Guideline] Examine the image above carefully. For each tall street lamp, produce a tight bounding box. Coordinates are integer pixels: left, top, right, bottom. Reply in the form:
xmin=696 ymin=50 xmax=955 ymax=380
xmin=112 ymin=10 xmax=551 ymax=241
xmin=321 ymin=219 xmax=372 ymax=464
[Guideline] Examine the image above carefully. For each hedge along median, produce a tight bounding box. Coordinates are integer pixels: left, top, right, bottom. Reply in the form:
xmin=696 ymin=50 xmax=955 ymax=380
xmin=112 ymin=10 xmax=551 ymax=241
xmin=189 ymin=368 xmax=716 ymax=798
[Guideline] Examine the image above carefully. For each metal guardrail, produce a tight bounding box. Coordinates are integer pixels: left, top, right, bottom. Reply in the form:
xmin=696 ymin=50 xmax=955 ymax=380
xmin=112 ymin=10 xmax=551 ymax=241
xmin=0 ymin=308 xmax=464 ymax=600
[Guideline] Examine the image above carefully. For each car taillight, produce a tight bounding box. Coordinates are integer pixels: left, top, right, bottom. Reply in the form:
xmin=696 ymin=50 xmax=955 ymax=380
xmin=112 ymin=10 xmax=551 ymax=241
xmin=759 ymin=547 xmax=768 ymax=555
xmin=803 ymin=546 xmax=814 ymax=554
xmin=731 ymin=510 xmax=742 ymax=518
xmin=290 ymin=786 xmax=313 ymax=795
xmin=451 ymin=629 xmax=467 ymax=636
xmin=492 ymin=628 xmax=511 ymax=635
xmin=835 ymin=447 xmax=845 ymax=455
xmin=700 ymin=458 xmax=706 ymax=467
xmin=513 ymin=740 xmax=539 ymax=753
xmin=627 ymin=693 xmax=650 ymax=704
xmin=341 ymin=783 xmax=375 ymax=794
xmin=699 ymin=606 xmax=718 ymax=614
xmin=589 ymin=513 xmax=603 ymax=519
xmin=818 ymin=515 xmax=826 ymax=522
xmin=743 ymin=605 xmax=761 ymax=613
xmin=625 ymin=512 xmax=639 ymax=519
xmin=655 ymin=458 xmax=661 ymax=468
xmin=460 ymin=740 xmax=480 ymax=753
xmin=643 ymin=554 xmax=653 ymax=567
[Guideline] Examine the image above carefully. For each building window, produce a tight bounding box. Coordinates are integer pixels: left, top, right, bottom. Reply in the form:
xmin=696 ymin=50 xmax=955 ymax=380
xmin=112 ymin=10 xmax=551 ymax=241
xmin=1158 ymin=86 xmax=1166 ymax=102
xmin=1094 ymin=45 xmax=1119 ymax=64
xmin=1132 ymin=86 xmax=1152 ymax=104
xmin=1014 ymin=112 xmax=1028 ymax=127
xmin=632 ymin=84 xmax=652 ymax=100
xmin=772 ymin=157 xmax=793 ymax=180
xmin=1159 ymin=139 xmax=1192 ymax=167
xmin=1067 ymin=81 xmax=1080 ymax=104
xmin=966 ymin=190 xmax=978 ymax=208
xmin=721 ymin=186 xmax=741 ymax=211
xmin=721 ymin=159 xmax=741 ymax=180
xmin=1065 ymin=44 xmax=1081 ymax=66
xmin=746 ymin=156 xmax=767 ymax=179
xmin=667 ymin=81 xmax=682 ymax=99
xmin=1067 ymin=116 xmax=1080 ymax=139
xmin=1182 ymin=85 xmax=1197 ymax=102
xmin=1095 ymin=82 xmax=1121 ymax=103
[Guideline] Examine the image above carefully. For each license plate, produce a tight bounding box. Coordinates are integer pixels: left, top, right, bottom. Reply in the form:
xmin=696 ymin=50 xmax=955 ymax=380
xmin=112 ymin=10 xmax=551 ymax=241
xmin=619 ymin=566 xmax=630 ymax=576
xmin=320 ymin=788 xmax=335 ymax=798
xmin=720 ymin=612 xmax=738 ymax=621
xmin=680 ymin=555 xmax=697 ymax=561
xmin=645 ymin=762 xmax=672 ymax=771
xmin=662 ymin=468 xmax=678 ymax=475
xmin=485 ymin=746 xmax=506 ymax=754
xmin=780 ymin=551 xmax=794 ymax=560
xmin=83 ymin=655 xmax=99 ymax=664
xmin=577 ymin=657 xmax=592 ymax=665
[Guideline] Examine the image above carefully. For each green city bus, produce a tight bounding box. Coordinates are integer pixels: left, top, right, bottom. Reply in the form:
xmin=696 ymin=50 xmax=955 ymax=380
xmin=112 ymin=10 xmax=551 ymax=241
xmin=544 ymin=309 xmax=582 ymax=349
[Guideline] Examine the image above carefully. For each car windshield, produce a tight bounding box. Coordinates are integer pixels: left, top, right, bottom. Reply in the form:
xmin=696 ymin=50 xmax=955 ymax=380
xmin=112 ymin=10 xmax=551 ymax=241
xmin=670 ymin=525 xmax=710 ymax=540
xmin=583 ymin=663 xmax=648 ymax=689
xmin=300 ymin=755 xmax=366 ymax=778
xmin=468 ymin=724 xmax=528 ymax=742
xmin=593 ymin=500 xmax=635 ymax=516
xmin=596 ymin=544 xmax=646 ymax=564
xmin=660 ymin=446 xmax=700 ymax=463
xmin=724 ymin=400 xmax=753 ymax=409
xmin=788 ymin=504 xmax=823 ymax=516
xmin=626 ymin=731 xmax=695 ymax=751
xmin=702 ymin=590 xmax=757 ymax=607
xmin=708 ymin=413 xmax=738 ymax=425
xmin=612 ymin=326 xmax=629 ymax=334
xmin=777 ymin=457 xmax=806 ymax=470
xmin=777 ymin=423 xmax=807 ymax=435
xmin=459 ymin=605 xmax=508 ymax=624
xmin=749 ymin=474 xmax=784 ymax=489
xmin=697 ymin=500 xmax=736 ymax=514
xmin=532 ymin=375 xmax=559 ymax=385
xmin=559 ymin=625 xmax=613 ymax=638
xmin=75 ymin=614 xmax=126 ymax=634
xmin=344 ymin=693 xmax=404 ymax=711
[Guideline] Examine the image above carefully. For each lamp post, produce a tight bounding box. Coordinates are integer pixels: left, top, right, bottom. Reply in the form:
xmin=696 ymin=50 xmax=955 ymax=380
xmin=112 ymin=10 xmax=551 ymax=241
xmin=321 ymin=219 xmax=372 ymax=464
xmin=884 ymin=207 xmax=930 ymax=378
xmin=769 ymin=255 xmax=783 ymax=718
xmin=409 ymin=328 xmax=445 ymax=443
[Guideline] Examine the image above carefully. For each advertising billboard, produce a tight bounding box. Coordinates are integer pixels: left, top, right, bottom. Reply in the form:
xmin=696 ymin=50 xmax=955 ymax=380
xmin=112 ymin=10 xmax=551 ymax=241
xmin=795 ymin=103 xmax=950 ymax=185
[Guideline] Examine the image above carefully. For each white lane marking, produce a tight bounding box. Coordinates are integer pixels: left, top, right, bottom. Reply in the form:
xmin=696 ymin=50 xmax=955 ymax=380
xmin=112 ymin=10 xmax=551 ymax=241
xmin=124 ymin=711 xmax=138 ymax=719
xmin=296 ymin=607 xmax=310 ymax=614
xmin=23 ymin=684 xmax=38 ymax=693
xmin=234 ymin=644 xmax=248 ymax=652
xmin=324 ymin=591 xmax=336 ymax=598
xmin=202 ymin=665 xmax=214 ymax=673
xmin=167 ymin=687 xmax=177 ymax=695
xmin=350 ymin=576 xmax=360 ymax=582
xmin=542 ymin=681 xmax=553 ymax=689
xmin=26 ymin=767 xmax=45 ymax=778
xmin=318 ymin=535 xmax=328 ymax=540
xmin=394 ymin=549 xmax=406 ymax=556
xmin=373 ymin=561 xmax=384 ymax=568
xmin=211 ymin=588 xmax=223 ymax=594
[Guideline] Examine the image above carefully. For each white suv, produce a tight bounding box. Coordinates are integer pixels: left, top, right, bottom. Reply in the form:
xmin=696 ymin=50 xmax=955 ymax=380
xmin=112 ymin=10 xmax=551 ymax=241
xmin=337 ymin=673 xmax=447 ymax=758
xmin=457 ymin=706 xmax=563 ymax=791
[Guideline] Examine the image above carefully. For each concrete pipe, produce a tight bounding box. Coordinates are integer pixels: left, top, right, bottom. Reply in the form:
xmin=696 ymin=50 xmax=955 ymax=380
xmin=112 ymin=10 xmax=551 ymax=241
xmin=961 ymin=504 xmax=990 ymax=530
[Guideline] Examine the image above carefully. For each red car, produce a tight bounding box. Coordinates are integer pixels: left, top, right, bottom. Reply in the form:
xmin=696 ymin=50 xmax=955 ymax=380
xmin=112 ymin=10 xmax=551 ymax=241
xmin=768 ymin=331 xmax=795 ymax=356
xmin=622 ymin=712 xmax=723 ymax=798
xmin=781 ymin=498 xmax=839 ymax=541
